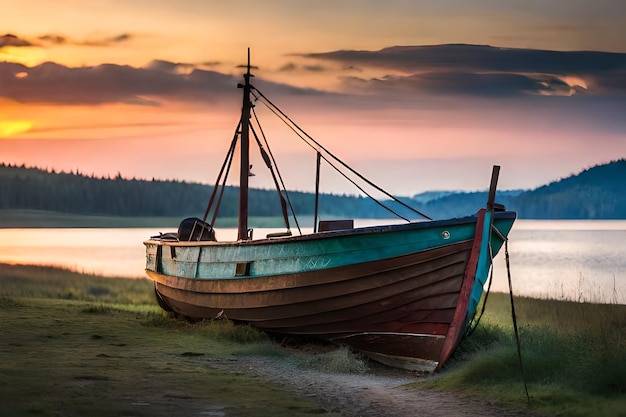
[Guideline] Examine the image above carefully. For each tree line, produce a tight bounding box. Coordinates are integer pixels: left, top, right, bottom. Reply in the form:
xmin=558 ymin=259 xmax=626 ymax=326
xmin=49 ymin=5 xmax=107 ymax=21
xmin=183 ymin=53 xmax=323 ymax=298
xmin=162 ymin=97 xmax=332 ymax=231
xmin=0 ymin=163 xmax=389 ymax=221
xmin=1 ymin=159 xmax=625 ymax=220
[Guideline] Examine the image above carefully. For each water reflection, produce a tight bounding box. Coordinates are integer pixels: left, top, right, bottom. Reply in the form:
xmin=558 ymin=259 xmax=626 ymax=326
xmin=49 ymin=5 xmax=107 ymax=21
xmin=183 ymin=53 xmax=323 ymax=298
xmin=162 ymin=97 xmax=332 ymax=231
xmin=0 ymin=220 xmax=624 ymax=304
xmin=491 ymin=220 xmax=626 ymax=304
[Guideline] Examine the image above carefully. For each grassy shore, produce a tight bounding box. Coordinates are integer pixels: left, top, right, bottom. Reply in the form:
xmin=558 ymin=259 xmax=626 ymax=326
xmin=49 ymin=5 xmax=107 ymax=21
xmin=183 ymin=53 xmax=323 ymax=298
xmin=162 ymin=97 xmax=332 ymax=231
xmin=425 ymin=292 xmax=626 ymax=417
xmin=1 ymin=263 xmax=624 ymax=416
xmin=0 ymin=264 xmax=342 ymax=416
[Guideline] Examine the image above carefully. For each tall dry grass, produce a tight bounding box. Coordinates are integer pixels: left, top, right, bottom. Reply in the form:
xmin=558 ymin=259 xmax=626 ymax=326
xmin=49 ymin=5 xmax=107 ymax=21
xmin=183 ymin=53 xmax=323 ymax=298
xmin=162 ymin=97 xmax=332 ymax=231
xmin=427 ymin=292 xmax=626 ymax=417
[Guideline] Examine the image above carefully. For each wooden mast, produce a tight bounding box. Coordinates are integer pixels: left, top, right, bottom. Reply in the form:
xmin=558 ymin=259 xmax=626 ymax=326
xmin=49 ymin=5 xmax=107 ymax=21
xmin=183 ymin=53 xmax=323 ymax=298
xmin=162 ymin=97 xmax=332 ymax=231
xmin=237 ymin=49 xmax=253 ymax=240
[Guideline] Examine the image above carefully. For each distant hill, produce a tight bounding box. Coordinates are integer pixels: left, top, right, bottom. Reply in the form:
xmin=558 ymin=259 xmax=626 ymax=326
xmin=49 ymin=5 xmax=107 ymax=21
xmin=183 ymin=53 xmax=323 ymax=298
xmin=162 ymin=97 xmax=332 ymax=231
xmin=508 ymin=158 xmax=626 ymax=218
xmin=0 ymin=159 xmax=625 ymax=223
xmin=410 ymin=159 xmax=626 ymax=219
xmin=411 ymin=189 xmax=524 ymax=219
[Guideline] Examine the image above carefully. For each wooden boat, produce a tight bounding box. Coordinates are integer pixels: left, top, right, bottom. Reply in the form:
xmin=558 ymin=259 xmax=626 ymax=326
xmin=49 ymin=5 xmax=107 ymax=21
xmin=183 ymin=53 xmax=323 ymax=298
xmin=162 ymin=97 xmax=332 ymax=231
xmin=144 ymin=51 xmax=516 ymax=372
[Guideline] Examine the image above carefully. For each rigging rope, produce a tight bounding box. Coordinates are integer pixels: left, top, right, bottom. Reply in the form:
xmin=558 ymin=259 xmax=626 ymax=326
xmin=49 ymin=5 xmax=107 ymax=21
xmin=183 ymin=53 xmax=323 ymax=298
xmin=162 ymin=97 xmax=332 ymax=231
xmin=464 ymin=223 xmax=530 ymax=404
xmin=249 ymin=123 xmax=294 ymax=233
xmin=504 ymin=237 xmax=531 ymax=405
xmin=466 ymin=236 xmax=495 ymax=337
xmin=201 ymin=122 xmax=241 ymax=226
xmin=252 ymin=89 xmax=433 ymax=221
xmin=210 ymin=139 xmax=237 ymax=227
xmin=251 ymin=107 xmax=302 ymax=235
xmin=251 ymin=92 xmax=412 ymax=221
xmin=203 ymin=84 xmax=434 ymax=230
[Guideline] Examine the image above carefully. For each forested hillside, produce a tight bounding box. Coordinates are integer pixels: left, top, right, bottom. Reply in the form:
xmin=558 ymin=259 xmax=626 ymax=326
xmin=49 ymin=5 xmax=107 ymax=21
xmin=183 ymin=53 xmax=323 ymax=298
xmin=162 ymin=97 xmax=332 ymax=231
xmin=0 ymin=164 xmax=387 ymax=222
xmin=508 ymin=159 xmax=626 ymax=218
xmin=1 ymin=159 xmax=625 ymax=221
xmin=413 ymin=159 xmax=626 ymax=219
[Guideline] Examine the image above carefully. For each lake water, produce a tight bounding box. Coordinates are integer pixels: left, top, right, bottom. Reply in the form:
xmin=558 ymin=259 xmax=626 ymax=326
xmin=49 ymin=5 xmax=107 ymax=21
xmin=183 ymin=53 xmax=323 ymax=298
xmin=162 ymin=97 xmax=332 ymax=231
xmin=0 ymin=220 xmax=624 ymax=304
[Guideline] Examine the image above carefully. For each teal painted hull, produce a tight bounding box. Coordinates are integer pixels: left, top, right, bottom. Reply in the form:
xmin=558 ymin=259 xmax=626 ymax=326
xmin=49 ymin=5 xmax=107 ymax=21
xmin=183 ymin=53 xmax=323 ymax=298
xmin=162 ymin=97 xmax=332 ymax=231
xmin=145 ymin=211 xmax=516 ymax=372
xmin=147 ymin=214 xmax=513 ymax=281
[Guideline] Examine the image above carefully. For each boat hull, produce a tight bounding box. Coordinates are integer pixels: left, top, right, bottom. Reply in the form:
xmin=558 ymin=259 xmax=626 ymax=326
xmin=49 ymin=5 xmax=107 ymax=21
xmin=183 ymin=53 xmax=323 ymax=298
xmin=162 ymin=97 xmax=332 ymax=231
xmin=145 ymin=211 xmax=516 ymax=371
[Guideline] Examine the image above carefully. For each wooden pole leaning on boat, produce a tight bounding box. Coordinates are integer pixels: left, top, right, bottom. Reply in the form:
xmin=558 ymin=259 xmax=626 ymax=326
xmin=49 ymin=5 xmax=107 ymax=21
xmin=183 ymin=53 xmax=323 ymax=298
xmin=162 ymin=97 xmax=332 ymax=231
xmin=486 ymin=165 xmax=500 ymax=211
xmin=488 ymin=164 xmax=530 ymax=404
xmin=468 ymin=165 xmax=500 ymax=333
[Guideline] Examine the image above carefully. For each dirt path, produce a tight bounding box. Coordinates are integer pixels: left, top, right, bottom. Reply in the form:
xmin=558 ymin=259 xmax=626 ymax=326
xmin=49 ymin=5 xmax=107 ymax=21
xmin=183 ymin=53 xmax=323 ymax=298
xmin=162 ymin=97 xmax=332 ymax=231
xmin=207 ymin=356 xmax=534 ymax=417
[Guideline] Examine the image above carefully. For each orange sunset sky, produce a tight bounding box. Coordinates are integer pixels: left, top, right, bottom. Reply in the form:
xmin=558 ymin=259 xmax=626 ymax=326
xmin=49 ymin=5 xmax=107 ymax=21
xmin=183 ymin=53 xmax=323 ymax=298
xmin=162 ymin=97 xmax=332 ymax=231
xmin=1 ymin=0 xmax=625 ymax=195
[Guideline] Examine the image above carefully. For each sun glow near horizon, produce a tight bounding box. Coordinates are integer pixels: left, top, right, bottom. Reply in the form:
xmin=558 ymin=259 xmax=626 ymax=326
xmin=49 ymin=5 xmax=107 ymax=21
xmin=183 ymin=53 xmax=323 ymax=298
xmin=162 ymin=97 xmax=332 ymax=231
xmin=0 ymin=46 xmax=47 ymax=67
xmin=0 ymin=120 xmax=34 ymax=138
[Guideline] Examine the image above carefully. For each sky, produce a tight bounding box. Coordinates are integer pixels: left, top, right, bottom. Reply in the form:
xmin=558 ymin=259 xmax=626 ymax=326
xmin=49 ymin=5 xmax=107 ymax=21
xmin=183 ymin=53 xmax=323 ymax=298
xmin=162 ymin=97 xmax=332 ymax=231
xmin=1 ymin=0 xmax=625 ymax=196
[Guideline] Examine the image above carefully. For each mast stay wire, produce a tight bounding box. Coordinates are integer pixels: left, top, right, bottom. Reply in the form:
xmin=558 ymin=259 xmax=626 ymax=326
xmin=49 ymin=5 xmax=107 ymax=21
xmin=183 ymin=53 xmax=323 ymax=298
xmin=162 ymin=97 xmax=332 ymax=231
xmin=479 ymin=225 xmax=530 ymax=405
xmin=251 ymin=94 xmax=411 ymax=222
xmin=251 ymin=92 xmax=411 ymax=222
xmin=250 ymin=108 xmax=302 ymax=235
xmin=252 ymin=89 xmax=433 ymax=221
xmin=201 ymin=120 xmax=241 ymax=226
xmin=210 ymin=136 xmax=238 ymax=227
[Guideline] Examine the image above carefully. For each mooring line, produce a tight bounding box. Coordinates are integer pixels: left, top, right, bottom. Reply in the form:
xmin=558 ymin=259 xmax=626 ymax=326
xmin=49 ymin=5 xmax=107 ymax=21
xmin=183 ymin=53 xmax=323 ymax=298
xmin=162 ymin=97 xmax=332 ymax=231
xmin=504 ymin=238 xmax=531 ymax=405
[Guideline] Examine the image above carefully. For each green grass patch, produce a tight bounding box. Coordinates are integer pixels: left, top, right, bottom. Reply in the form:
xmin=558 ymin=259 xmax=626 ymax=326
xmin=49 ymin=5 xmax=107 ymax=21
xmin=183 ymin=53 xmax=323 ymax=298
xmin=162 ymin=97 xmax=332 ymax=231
xmin=0 ymin=265 xmax=340 ymax=416
xmin=188 ymin=319 xmax=270 ymax=344
xmin=0 ymin=263 xmax=155 ymax=304
xmin=289 ymin=346 xmax=369 ymax=374
xmin=141 ymin=314 xmax=282 ymax=356
xmin=4 ymin=263 xmax=625 ymax=416
xmin=416 ymin=292 xmax=626 ymax=417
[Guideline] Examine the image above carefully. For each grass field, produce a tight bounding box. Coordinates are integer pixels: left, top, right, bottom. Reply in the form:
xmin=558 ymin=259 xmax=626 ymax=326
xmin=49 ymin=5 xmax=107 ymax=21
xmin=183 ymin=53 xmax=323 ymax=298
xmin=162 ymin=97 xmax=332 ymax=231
xmin=427 ymin=291 xmax=626 ymax=417
xmin=0 ymin=264 xmax=342 ymax=416
xmin=1 ymin=263 xmax=625 ymax=416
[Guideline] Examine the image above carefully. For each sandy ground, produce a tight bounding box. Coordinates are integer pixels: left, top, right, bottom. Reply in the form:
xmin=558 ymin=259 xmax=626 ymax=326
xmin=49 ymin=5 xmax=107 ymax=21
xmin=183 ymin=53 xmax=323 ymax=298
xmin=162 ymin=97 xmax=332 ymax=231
xmin=207 ymin=356 xmax=534 ymax=417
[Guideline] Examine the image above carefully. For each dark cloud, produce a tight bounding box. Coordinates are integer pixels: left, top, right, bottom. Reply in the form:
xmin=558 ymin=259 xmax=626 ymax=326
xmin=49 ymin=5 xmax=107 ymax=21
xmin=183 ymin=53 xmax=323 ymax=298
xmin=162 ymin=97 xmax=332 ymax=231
xmin=302 ymin=65 xmax=326 ymax=72
xmin=146 ymin=59 xmax=196 ymax=74
xmin=147 ymin=60 xmax=225 ymax=74
xmin=277 ymin=62 xmax=328 ymax=73
xmin=1 ymin=32 xmax=132 ymax=49
xmin=1 ymin=42 xmax=623 ymax=132
xmin=587 ymin=70 xmax=626 ymax=95
xmin=38 ymin=34 xmax=67 ymax=45
xmin=201 ymin=61 xmax=221 ymax=67
xmin=305 ymin=44 xmax=626 ymax=97
xmin=112 ymin=34 xmax=130 ymax=43
xmin=344 ymin=72 xmax=583 ymax=97
xmin=0 ymin=34 xmax=32 ymax=47
xmin=278 ymin=62 xmax=297 ymax=72
xmin=81 ymin=33 xmax=132 ymax=47
xmin=342 ymin=65 xmax=363 ymax=73
xmin=307 ymin=44 xmax=626 ymax=74
xmin=0 ymin=60 xmax=325 ymax=106
xmin=0 ymin=61 xmax=238 ymax=105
